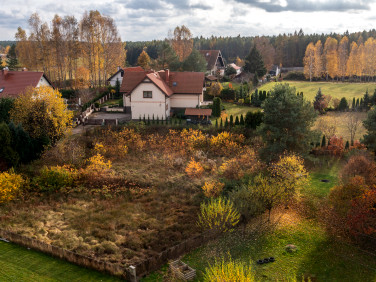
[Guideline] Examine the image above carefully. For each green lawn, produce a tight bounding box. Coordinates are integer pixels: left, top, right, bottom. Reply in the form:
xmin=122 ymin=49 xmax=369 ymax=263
xmin=258 ymin=81 xmax=376 ymax=102
xmin=100 ymin=99 xmax=122 ymax=107
xmin=0 ymin=241 xmax=120 ymax=281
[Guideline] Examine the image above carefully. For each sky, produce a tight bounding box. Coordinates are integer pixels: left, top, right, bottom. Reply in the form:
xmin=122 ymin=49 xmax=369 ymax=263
xmin=1 ymin=0 xmax=376 ymax=41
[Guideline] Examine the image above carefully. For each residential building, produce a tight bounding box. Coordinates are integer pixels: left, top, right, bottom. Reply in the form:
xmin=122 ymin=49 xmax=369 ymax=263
xmin=107 ymin=66 xmax=144 ymax=87
xmin=199 ymin=50 xmax=226 ymax=76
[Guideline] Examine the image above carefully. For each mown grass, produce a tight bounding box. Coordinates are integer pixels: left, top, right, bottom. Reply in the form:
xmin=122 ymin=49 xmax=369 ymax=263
xmin=100 ymin=98 xmax=122 ymax=107
xmin=0 ymin=241 xmax=119 ymax=281
xmin=258 ymin=81 xmax=376 ymax=102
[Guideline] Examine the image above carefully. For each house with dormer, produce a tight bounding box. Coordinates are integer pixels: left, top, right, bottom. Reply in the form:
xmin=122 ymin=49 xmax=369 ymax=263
xmin=199 ymin=50 xmax=226 ymax=76
xmin=120 ymin=69 xmax=205 ymax=120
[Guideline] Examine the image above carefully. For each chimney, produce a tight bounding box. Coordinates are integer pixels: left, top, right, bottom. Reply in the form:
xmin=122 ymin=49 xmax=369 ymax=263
xmin=165 ymin=69 xmax=170 ymax=84
xmin=2 ymin=67 xmax=9 ymax=76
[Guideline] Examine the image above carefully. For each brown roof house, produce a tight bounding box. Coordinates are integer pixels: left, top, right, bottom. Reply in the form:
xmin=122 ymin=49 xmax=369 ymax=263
xmin=120 ymin=69 xmax=205 ymax=120
xmin=107 ymin=66 xmax=144 ymax=87
xmin=0 ymin=68 xmax=53 ymax=98
xmin=199 ymin=50 xmax=226 ymax=76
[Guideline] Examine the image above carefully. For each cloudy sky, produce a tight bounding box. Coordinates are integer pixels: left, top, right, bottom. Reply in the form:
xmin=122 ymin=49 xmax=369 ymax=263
xmin=1 ymin=0 xmax=376 ymax=41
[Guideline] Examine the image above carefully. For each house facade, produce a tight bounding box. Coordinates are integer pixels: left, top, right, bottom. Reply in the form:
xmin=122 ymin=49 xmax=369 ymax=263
xmin=107 ymin=66 xmax=144 ymax=87
xmin=228 ymin=63 xmax=242 ymax=76
xmin=0 ymin=68 xmax=53 ymax=98
xmin=120 ymin=69 xmax=204 ymax=120
xmin=199 ymin=50 xmax=226 ymax=76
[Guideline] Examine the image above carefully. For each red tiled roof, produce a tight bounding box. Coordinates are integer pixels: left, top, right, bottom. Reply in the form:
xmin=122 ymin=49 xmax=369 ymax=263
xmin=199 ymin=50 xmax=223 ymax=70
xmin=185 ymin=108 xmax=212 ymax=116
xmin=0 ymin=71 xmax=50 ymax=98
xmin=107 ymin=66 xmax=144 ymax=82
xmin=121 ymin=70 xmax=204 ymax=97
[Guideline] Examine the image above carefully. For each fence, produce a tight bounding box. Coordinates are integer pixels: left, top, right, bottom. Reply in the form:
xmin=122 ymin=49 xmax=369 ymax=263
xmin=0 ymin=227 xmax=216 ymax=280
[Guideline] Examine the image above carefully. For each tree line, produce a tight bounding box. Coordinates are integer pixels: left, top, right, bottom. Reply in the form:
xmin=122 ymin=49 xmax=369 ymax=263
xmin=304 ymin=35 xmax=376 ymax=81
xmin=13 ymin=11 xmax=125 ymax=87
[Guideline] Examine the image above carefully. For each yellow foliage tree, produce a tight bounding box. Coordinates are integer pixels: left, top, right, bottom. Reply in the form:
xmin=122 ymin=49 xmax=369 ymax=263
xmin=10 ymin=86 xmax=73 ymax=144
xmin=314 ymin=40 xmax=323 ymax=78
xmin=0 ymin=170 xmax=24 ymax=203
xmin=303 ymin=42 xmax=315 ymax=81
xmin=137 ymin=49 xmax=151 ymax=69
xmin=197 ymin=197 xmax=240 ymax=233
xmin=209 ymin=82 xmax=223 ymax=97
xmin=347 ymin=41 xmax=358 ymax=77
xmin=324 ymin=37 xmax=338 ymax=80
xmin=337 ymin=36 xmax=349 ymax=80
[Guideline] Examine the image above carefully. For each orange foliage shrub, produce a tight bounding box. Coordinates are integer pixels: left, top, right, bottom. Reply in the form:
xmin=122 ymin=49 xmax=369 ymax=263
xmin=185 ymin=158 xmax=204 ymax=178
xmin=0 ymin=171 xmax=24 ymax=203
xmin=210 ymin=132 xmax=245 ymax=156
xmin=341 ymin=154 xmax=376 ymax=185
xmin=202 ymin=180 xmax=225 ymax=198
xmin=327 ymin=135 xmax=344 ymax=156
xmin=219 ymin=148 xmax=260 ymax=179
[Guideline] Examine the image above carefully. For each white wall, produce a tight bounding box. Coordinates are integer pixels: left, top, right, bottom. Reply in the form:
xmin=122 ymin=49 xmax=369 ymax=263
xmin=170 ymin=94 xmax=201 ymax=108
xmin=123 ymin=95 xmax=131 ymax=107
xmin=36 ymin=76 xmax=52 ymax=87
xmin=130 ymin=82 xmax=170 ymax=120
xmin=108 ymin=72 xmax=123 ymax=87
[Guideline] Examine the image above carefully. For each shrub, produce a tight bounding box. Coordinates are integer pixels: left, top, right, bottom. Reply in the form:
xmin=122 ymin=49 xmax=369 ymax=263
xmin=86 ymin=154 xmax=112 ymax=173
xmin=34 ymin=165 xmax=77 ymax=191
xmin=203 ymin=256 xmax=255 ymax=282
xmin=185 ymin=158 xmax=204 ymax=178
xmin=284 ymin=71 xmax=305 ymax=80
xmin=197 ymin=197 xmax=240 ymax=233
xmin=0 ymin=170 xmax=24 ymax=203
xmin=341 ymin=154 xmax=376 ymax=185
xmin=202 ymin=180 xmax=225 ymax=198
xmin=245 ymin=111 xmax=263 ymax=129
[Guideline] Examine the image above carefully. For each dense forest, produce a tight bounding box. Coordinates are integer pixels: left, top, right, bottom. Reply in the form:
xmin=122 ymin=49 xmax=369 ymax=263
xmin=125 ymin=29 xmax=376 ymax=68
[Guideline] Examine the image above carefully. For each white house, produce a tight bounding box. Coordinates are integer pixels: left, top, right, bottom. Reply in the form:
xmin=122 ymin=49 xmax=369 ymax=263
xmin=228 ymin=63 xmax=242 ymax=76
xmin=0 ymin=68 xmax=53 ymax=98
xmin=107 ymin=66 xmax=144 ymax=87
xmin=120 ymin=69 xmax=205 ymax=120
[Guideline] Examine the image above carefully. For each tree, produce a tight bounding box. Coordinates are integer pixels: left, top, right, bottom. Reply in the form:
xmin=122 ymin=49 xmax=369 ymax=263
xmin=303 ymin=42 xmax=315 ymax=81
xmin=323 ymin=37 xmax=338 ymax=80
xmin=197 ymin=197 xmax=240 ymax=234
xmin=338 ymin=36 xmax=349 ymax=80
xmin=6 ymin=44 xmax=19 ymax=70
xmin=0 ymin=122 xmax=19 ymax=168
xmin=338 ymin=97 xmax=349 ymax=111
xmin=181 ymin=49 xmax=207 ymax=72
xmin=0 ymin=56 xmax=4 ymax=70
xmin=253 ymin=36 xmax=275 ymax=71
xmin=313 ymin=88 xmax=326 ymax=114
xmin=169 ymin=25 xmax=193 ymax=62
xmin=244 ymin=46 xmax=267 ymax=77
xmin=0 ymin=98 xmax=14 ymax=124
xmin=259 ymin=84 xmax=317 ymax=160
xmin=0 ymin=171 xmax=24 ymax=203
xmin=346 ymin=113 xmax=361 ymax=145
xmin=321 ymin=135 xmax=326 ymax=147
xmin=252 ymin=73 xmax=259 ymax=87
xmin=314 ymin=40 xmax=323 ymax=78
xmin=154 ymin=41 xmax=180 ymax=71
xmin=212 ymin=97 xmax=222 ymax=117
xmin=225 ymin=65 xmax=236 ymax=76
xmin=137 ymin=49 xmax=151 ymax=69
xmin=363 ymin=106 xmax=376 ymax=154
xmin=10 ymin=86 xmax=73 ymax=144
xmin=209 ymin=82 xmax=223 ymax=97
xmin=245 ymin=111 xmax=263 ymax=129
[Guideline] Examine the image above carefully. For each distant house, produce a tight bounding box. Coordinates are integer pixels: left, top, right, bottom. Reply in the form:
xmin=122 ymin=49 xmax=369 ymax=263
xmin=120 ymin=69 xmax=205 ymax=120
xmin=107 ymin=66 xmax=144 ymax=87
xmin=204 ymin=75 xmax=218 ymax=87
xmin=199 ymin=50 xmax=226 ymax=76
xmin=228 ymin=63 xmax=242 ymax=76
xmin=0 ymin=68 xmax=53 ymax=98
xmin=269 ymin=65 xmax=281 ymax=76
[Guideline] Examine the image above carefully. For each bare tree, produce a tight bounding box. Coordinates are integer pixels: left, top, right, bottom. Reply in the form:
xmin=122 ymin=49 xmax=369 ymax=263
xmin=346 ymin=113 xmax=361 ymax=144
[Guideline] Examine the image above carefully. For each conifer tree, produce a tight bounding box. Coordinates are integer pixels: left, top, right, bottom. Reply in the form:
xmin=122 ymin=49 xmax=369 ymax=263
xmin=215 ymin=119 xmax=218 ymax=128
xmin=240 ymin=114 xmax=245 ymax=126
xmin=345 ymin=140 xmax=349 ymax=150
xmin=352 ymin=97 xmax=356 ymax=110
xmin=321 ymin=135 xmax=326 ymax=147
xmin=229 ymin=115 xmax=234 ymax=127
xmin=220 ymin=118 xmax=223 ymax=129
xmin=225 ymin=118 xmax=229 ymax=128
xmin=235 ymin=116 xmax=239 ymax=125
xmin=356 ymin=98 xmax=360 ymax=109
xmin=244 ymin=46 xmax=267 ymax=77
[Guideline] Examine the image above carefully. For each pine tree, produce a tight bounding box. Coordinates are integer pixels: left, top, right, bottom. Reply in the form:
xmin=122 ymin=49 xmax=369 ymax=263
xmin=6 ymin=44 xmax=19 ymax=70
xmin=338 ymin=97 xmax=349 ymax=111
xmin=156 ymin=116 xmax=159 ymax=124
xmin=220 ymin=118 xmax=223 ymax=129
xmin=360 ymin=98 xmax=364 ymax=110
xmin=152 ymin=114 xmax=155 ymax=124
xmin=321 ymin=135 xmax=326 ymax=147
xmin=147 ymin=115 xmax=150 ymax=125
xmin=240 ymin=114 xmax=245 ymax=126
xmin=356 ymin=98 xmax=360 ymax=109
xmin=244 ymin=46 xmax=267 ymax=77
xmin=229 ymin=115 xmax=234 ymax=127
xmin=314 ymin=88 xmax=325 ymax=114
xmin=345 ymin=141 xmax=350 ymax=150
xmin=212 ymin=97 xmax=222 ymax=117
xmin=225 ymin=118 xmax=229 ymax=128
xmin=252 ymin=73 xmax=259 ymax=87
xmin=352 ymin=97 xmax=356 ymax=110
xmin=363 ymin=90 xmax=370 ymax=111
xmin=143 ymin=114 xmax=146 ymax=124
xmin=215 ymin=119 xmax=218 ymax=128
xmin=235 ymin=116 xmax=240 ymax=125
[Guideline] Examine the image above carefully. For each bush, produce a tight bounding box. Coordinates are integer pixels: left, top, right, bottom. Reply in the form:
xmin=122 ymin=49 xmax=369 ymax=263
xmin=203 ymin=256 xmax=255 ymax=282
xmin=202 ymin=180 xmax=225 ymax=198
xmin=197 ymin=197 xmax=240 ymax=233
xmin=33 ymin=165 xmax=77 ymax=191
xmin=185 ymin=158 xmax=204 ymax=178
xmin=220 ymin=88 xmax=236 ymax=101
xmin=245 ymin=111 xmax=263 ymax=129
xmin=60 ymin=89 xmax=76 ymax=99
xmin=0 ymin=170 xmax=24 ymax=203
xmin=284 ymin=71 xmax=306 ymax=80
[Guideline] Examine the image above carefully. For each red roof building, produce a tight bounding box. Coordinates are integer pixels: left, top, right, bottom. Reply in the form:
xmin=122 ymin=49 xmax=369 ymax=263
xmin=0 ymin=69 xmax=53 ymax=98
xmin=107 ymin=66 xmax=144 ymax=87
xmin=120 ymin=69 xmax=205 ymax=120
xmin=199 ymin=50 xmax=226 ymax=76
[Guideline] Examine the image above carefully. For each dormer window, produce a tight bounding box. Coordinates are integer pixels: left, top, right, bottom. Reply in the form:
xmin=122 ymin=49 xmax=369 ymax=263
xmin=0 ymin=88 xmax=4 ymax=93
xmin=172 ymin=82 xmax=177 ymax=87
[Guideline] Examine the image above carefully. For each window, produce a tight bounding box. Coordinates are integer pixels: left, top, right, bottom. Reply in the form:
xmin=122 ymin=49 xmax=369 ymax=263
xmin=172 ymin=82 xmax=177 ymax=86
xmin=143 ymin=91 xmax=152 ymax=98
xmin=0 ymin=88 xmax=4 ymax=93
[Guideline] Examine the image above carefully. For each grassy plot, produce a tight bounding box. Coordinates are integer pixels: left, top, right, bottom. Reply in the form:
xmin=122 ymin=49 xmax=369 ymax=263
xmin=258 ymin=81 xmax=376 ymax=102
xmin=0 ymin=241 xmax=119 ymax=281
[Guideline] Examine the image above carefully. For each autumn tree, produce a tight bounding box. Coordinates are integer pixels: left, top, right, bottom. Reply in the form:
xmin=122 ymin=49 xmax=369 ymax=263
xmin=6 ymin=44 xmax=19 ymax=70
xmin=154 ymin=41 xmax=180 ymax=71
xmin=303 ymin=42 xmax=315 ymax=81
xmin=337 ymin=36 xmax=349 ymax=80
xmin=259 ymin=84 xmax=317 ymax=160
xmin=10 ymin=86 xmax=73 ymax=144
xmin=347 ymin=41 xmax=359 ymax=79
xmin=253 ymin=36 xmax=275 ymax=71
xmin=137 ymin=49 xmax=151 ymax=69
xmin=313 ymin=88 xmax=326 ymax=114
xmin=314 ymin=40 xmax=323 ymax=78
xmin=346 ymin=113 xmax=361 ymax=145
xmin=169 ymin=25 xmax=193 ymax=62
xmin=209 ymin=82 xmax=223 ymax=97
xmin=323 ymin=37 xmax=338 ymax=80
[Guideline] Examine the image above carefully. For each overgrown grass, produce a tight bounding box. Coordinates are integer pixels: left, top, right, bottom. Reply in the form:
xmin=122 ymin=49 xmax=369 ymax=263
xmin=0 ymin=241 xmax=119 ymax=281
xmin=258 ymin=81 xmax=376 ymax=101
